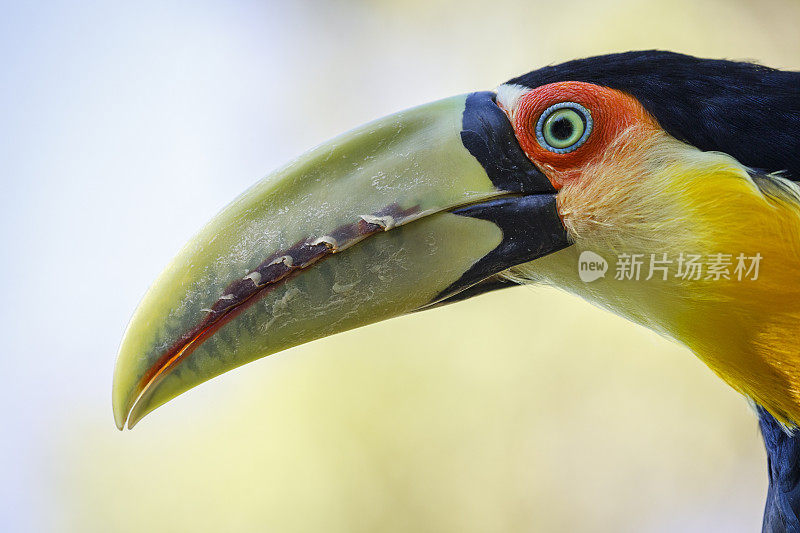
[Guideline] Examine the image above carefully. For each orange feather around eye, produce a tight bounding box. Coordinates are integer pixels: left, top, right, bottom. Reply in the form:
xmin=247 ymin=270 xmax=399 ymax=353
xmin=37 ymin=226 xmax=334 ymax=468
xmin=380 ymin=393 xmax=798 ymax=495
xmin=509 ymin=81 xmax=659 ymax=188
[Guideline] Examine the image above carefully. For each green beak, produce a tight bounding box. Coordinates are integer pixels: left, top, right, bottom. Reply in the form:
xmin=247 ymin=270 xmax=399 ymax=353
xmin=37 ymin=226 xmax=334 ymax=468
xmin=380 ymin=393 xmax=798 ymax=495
xmin=113 ymin=92 xmax=570 ymax=429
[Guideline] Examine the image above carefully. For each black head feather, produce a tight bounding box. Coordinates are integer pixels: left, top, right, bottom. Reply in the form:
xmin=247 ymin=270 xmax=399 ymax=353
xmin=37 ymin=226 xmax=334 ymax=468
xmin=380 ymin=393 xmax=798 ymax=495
xmin=506 ymin=51 xmax=800 ymax=181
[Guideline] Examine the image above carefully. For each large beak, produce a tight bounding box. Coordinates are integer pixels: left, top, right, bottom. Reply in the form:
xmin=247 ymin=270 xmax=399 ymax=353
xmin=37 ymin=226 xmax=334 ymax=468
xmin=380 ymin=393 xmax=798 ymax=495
xmin=113 ymin=92 xmax=571 ymax=429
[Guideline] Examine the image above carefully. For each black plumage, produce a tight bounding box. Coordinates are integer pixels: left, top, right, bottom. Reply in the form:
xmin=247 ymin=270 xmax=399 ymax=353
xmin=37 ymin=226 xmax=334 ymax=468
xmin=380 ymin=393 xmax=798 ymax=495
xmin=759 ymin=407 xmax=800 ymax=533
xmin=507 ymin=50 xmax=800 ymax=181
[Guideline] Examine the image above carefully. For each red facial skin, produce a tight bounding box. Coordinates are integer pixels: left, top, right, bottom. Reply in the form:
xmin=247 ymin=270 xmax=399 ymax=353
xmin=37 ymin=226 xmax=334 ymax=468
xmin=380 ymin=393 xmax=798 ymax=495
xmin=502 ymin=81 xmax=659 ymax=189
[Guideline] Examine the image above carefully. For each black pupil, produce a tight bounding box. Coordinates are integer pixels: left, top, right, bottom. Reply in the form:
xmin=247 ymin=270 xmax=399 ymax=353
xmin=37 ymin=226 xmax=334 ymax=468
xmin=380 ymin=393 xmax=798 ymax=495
xmin=550 ymin=116 xmax=574 ymax=140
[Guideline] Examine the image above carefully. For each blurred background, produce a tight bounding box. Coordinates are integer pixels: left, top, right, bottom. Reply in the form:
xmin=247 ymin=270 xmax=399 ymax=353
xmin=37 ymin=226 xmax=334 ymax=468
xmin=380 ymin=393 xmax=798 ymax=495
xmin=3 ymin=0 xmax=799 ymax=531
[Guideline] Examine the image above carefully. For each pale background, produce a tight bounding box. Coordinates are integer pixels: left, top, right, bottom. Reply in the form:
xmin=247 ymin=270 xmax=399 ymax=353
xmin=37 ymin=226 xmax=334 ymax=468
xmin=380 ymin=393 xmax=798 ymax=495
xmin=3 ymin=1 xmax=799 ymax=531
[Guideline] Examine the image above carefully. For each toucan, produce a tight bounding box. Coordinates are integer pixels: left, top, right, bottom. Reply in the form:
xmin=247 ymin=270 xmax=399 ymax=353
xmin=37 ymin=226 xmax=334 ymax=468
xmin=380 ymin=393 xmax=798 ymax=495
xmin=112 ymin=51 xmax=800 ymax=532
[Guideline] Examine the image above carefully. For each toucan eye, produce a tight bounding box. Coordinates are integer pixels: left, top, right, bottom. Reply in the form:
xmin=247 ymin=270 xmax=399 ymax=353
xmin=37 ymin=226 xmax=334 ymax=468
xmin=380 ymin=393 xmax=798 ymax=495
xmin=535 ymin=102 xmax=593 ymax=153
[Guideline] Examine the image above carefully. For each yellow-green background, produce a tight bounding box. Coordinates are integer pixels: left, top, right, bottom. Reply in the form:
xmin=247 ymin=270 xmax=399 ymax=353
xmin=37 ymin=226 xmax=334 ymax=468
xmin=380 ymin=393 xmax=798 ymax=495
xmin=3 ymin=1 xmax=799 ymax=531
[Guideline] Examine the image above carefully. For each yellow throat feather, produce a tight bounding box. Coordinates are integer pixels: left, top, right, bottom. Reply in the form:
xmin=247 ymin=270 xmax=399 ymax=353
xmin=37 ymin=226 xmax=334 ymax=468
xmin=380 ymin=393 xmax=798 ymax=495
xmin=507 ymin=126 xmax=800 ymax=425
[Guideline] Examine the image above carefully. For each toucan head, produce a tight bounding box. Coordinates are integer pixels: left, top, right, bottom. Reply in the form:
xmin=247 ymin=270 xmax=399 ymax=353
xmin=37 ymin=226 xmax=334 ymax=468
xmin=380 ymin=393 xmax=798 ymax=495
xmin=113 ymin=51 xmax=800 ymax=429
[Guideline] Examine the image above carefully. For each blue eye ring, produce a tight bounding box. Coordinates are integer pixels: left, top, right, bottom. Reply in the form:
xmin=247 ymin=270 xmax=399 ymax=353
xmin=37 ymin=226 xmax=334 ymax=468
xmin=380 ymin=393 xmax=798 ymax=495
xmin=535 ymin=102 xmax=593 ymax=154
